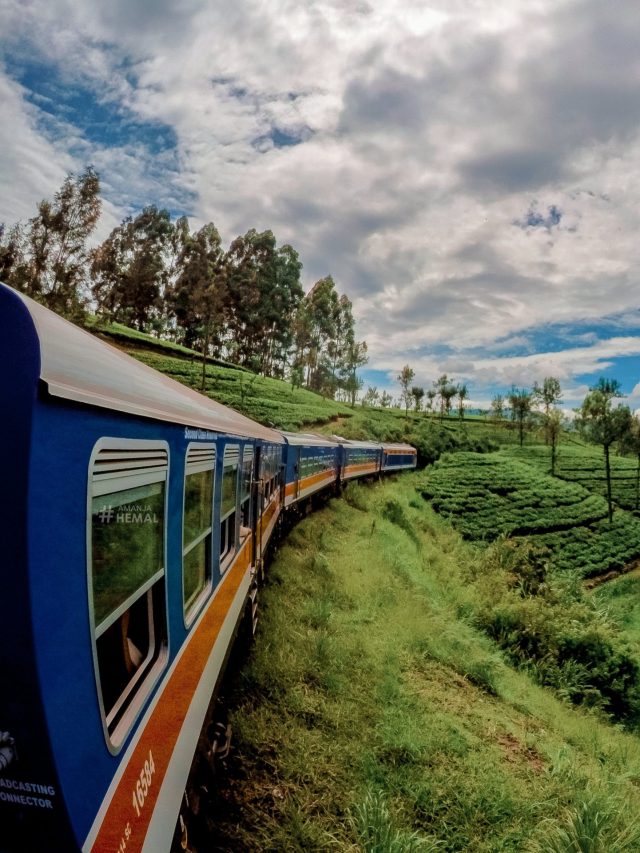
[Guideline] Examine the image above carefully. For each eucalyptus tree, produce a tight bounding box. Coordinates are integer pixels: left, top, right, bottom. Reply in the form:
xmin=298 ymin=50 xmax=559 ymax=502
xmin=1 ymin=167 xmax=101 ymax=319
xmin=91 ymin=205 xmax=173 ymax=330
xmin=225 ymin=229 xmax=303 ymax=375
xmin=168 ymin=222 xmax=229 ymax=389
xmin=363 ymin=386 xmax=380 ymax=407
xmin=533 ymin=377 xmax=563 ymax=444
xmin=442 ymin=382 xmax=458 ymax=418
xmin=457 ymin=383 xmax=468 ymax=419
xmin=508 ymin=387 xmax=533 ymax=447
xmin=491 ymin=393 xmax=505 ymax=424
xmin=411 ymin=386 xmax=425 ymax=413
xmin=435 ymin=375 xmax=449 ymax=418
xmin=577 ymin=379 xmax=632 ymax=522
xmin=398 ymin=365 xmax=415 ymax=418
xmin=341 ymin=339 xmax=368 ymax=406
xmin=426 ymin=388 xmax=436 ymax=417
xmin=546 ymin=408 xmax=565 ymax=476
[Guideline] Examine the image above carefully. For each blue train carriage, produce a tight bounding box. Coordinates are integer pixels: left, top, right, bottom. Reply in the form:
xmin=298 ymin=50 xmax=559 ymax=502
xmin=0 ymin=283 xmax=284 ymax=853
xmin=381 ymin=442 xmax=418 ymax=472
xmin=282 ymin=432 xmax=341 ymax=507
xmin=334 ymin=437 xmax=383 ymax=481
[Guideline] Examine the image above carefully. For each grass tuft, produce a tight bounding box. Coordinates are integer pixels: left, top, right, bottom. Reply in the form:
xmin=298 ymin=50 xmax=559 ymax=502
xmin=350 ymin=790 xmax=441 ymax=852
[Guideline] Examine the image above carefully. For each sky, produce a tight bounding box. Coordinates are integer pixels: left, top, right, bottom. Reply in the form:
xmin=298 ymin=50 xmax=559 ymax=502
xmin=2 ymin=0 xmax=640 ymax=410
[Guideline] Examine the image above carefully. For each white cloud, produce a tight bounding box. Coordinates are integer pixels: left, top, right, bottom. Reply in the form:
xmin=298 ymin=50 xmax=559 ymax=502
xmin=1 ymin=0 xmax=640 ymax=398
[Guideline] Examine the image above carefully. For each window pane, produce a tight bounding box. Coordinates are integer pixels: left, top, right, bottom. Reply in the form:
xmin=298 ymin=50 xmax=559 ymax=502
xmin=241 ymin=458 xmax=252 ymax=501
xmin=92 ymin=482 xmax=164 ymax=626
xmin=184 ymin=469 xmax=213 ymax=546
xmin=97 ymin=591 xmax=151 ymax=718
xmin=184 ymin=538 xmax=209 ymax=610
xmin=221 ymin=466 xmax=238 ymax=519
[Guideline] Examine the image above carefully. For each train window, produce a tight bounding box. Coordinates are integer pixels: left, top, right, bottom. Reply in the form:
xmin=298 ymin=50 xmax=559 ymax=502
xmin=183 ymin=445 xmax=215 ymax=623
xmin=89 ymin=442 xmax=169 ymax=751
xmin=220 ymin=445 xmax=239 ymax=568
xmin=240 ymin=446 xmax=253 ymax=530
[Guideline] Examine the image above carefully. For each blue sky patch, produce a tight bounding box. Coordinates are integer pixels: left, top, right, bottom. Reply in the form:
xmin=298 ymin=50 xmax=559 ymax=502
xmin=5 ymin=55 xmax=177 ymax=154
xmin=514 ymin=203 xmax=563 ymax=231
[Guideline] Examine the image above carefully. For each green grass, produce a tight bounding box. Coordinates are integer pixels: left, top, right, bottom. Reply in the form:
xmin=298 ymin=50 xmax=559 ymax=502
xmin=593 ymin=572 xmax=640 ymax=649
xmin=209 ymin=475 xmax=640 ymax=851
xmin=86 ymin=317 xmax=241 ymax=365
xmin=126 ymin=351 xmax=354 ymax=431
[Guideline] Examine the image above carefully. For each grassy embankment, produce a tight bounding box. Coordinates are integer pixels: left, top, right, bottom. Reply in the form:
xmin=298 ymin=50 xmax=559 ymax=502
xmin=210 ymin=476 xmax=640 ymax=852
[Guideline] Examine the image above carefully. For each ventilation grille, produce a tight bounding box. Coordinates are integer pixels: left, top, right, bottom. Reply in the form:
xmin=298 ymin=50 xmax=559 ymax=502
xmin=223 ymin=445 xmax=240 ymax=467
xmin=243 ymin=446 xmax=254 ymax=462
xmin=93 ymin=447 xmax=167 ymax=478
xmin=187 ymin=446 xmax=216 ymax=466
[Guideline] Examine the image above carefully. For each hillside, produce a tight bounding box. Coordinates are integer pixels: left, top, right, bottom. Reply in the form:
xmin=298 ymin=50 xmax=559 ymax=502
xmin=208 ymin=476 xmax=640 ymax=852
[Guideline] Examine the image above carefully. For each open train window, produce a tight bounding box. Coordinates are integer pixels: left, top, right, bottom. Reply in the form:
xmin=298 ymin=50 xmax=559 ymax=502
xmin=183 ymin=444 xmax=215 ymax=624
xmin=240 ymin=446 xmax=254 ymax=531
xmin=89 ymin=441 xmax=169 ymax=751
xmin=220 ymin=445 xmax=239 ymax=569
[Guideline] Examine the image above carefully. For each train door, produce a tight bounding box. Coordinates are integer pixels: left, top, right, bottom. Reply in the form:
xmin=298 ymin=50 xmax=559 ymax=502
xmin=295 ymin=446 xmax=301 ymax=501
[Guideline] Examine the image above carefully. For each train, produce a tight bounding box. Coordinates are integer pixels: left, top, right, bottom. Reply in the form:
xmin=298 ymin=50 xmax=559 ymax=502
xmin=0 ymin=281 xmax=417 ymax=853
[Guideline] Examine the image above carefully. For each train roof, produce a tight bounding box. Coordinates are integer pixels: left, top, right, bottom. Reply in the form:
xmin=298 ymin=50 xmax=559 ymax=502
xmin=281 ymin=431 xmax=340 ymax=448
xmin=331 ymin=436 xmax=382 ymax=449
xmin=381 ymin=442 xmax=417 ymax=452
xmin=6 ymin=285 xmax=284 ymax=443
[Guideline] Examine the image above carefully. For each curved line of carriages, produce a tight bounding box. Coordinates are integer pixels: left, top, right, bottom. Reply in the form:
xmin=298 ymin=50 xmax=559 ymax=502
xmin=0 ymin=283 xmax=417 ymax=853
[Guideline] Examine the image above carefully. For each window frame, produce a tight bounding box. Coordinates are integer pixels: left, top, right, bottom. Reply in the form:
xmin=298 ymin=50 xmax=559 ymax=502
xmin=182 ymin=442 xmax=216 ymax=628
xmin=87 ymin=437 xmax=170 ymax=754
xmin=219 ymin=444 xmax=240 ymax=572
xmin=240 ymin=445 xmax=254 ymax=535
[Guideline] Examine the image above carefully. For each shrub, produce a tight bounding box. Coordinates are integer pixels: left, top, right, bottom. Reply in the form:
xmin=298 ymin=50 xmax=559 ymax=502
xmin=474 ymin=542 xmax=640 ymax=725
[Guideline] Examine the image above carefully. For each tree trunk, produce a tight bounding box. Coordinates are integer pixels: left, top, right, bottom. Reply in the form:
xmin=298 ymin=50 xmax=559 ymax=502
xmin=604 ymin=443 xmax=613 ymax=523
xmin=518 ymin=416 xmax=524 ymax=447
xmin=201 ymin=319 xmax=211 ymax=392
xmin=636 ymin=454 xmax=640 ymax=511
xmin=551 ymin=436 xmax=556 ymax=476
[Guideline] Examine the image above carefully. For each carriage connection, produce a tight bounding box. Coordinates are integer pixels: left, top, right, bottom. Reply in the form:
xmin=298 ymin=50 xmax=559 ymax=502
xmin=0 ymin=282 xmax=416 ymax=853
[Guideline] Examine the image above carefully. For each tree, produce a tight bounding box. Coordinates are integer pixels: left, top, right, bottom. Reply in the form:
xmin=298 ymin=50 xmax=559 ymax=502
xmin=292 ymin=275 xmax=339 ymax=393
xmin=546 ymin=409 xmax=564 ymax=476
xmin=380 ymin=390 xmax=393 ymax=409
xmin=91 ymin=205 xmax=173 ymax=330
xmin=533 ymin=377 xmax=563 ymax=444
xmin=425 ymin=388 xmax=436 ymax=417
xmin=457 ymin=383 xmax=468 ymax=419
xmin=1 ymin=167 xmax=101 ymax=318
xmin=442 ymin=383 xmax=458 ymax=418
xmin=363 ymin=386 xmax=379 ymax=407
xmin=491 ymin=394 xmax=505 ymax=424
xmin=167 ymin=222 xmax=228 ymax=390
xmin=434 ymin=374 xmax=457 ymax=418
xmin=411 ymin=386 xmax=425 ymax=413
xmin=222 ymin=229 xmax=304 ymax=375
xmin=398 ymin=365 xmax=415 ymax=418
xmin=340 ymin=339 xmax=368 ymax=407
xmin=508 ymin=386 xmax=533 ymax=447
xmin=577 ymin=379 xmax=631 ymax=522
xmin=435 ymin=375 xmax=449 ymax=418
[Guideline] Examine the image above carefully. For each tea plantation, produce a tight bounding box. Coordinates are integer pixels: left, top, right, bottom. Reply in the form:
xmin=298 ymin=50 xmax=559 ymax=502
xmin=421 ymin=452 xmax=640 ymax=578
xmin=504 ymin=444 xmax=640 ymax=511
